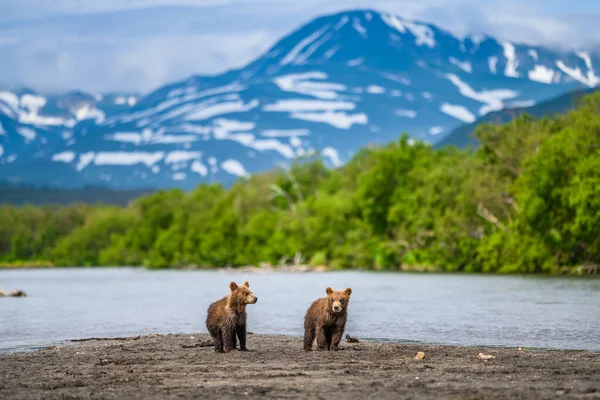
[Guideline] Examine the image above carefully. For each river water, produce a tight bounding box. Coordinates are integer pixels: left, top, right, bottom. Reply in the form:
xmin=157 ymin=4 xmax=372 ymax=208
xmin=1 ymin=268 xmax=598 ymax=353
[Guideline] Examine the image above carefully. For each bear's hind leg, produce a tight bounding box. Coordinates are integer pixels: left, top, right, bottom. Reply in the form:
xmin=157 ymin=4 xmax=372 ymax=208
xmin=213 ymin=329 xmax=224 ymax=353
xmin=222 ymin=327 xmax=235 ymax=353
xmin=304 ymin=323 xmax=316 ymax=351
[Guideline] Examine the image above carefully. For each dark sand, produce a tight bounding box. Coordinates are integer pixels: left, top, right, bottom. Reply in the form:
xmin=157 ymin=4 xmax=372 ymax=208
xmin=1 ymin=334 xmax=598 ymax=399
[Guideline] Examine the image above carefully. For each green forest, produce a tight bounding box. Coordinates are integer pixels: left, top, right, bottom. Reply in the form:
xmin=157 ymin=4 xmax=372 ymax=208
xmin=1 ymin=93 xmax=599 ymax=274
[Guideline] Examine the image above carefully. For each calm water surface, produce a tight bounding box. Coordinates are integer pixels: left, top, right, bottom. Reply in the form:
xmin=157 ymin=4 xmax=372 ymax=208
xmin=1 ymin=268 xmax=599 ymax=353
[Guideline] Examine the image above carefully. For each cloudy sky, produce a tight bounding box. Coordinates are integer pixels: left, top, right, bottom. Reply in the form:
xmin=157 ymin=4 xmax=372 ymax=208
xmin=1 ymin=0 xmax=599 ymax=93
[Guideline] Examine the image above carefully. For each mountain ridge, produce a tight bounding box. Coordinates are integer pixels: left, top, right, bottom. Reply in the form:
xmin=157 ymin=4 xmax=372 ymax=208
xmin=437 ymin=86 xmax=599 ymax=149
xmin=1 ymin=9 xmax=598 ymax=189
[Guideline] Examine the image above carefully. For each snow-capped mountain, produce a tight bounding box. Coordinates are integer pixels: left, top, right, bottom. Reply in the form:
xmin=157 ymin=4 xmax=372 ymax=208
xmin=1 ymin=9 xmax=598 ymax=189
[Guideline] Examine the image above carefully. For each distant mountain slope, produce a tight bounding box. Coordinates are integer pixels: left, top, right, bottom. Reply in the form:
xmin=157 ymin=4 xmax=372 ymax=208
xmin=0 ymin=182 xmax=151 ymax=206
xmin=436 ymin=87 xmax=599 ymax=149
xmin=1 ymin=9 xmax=599 ymax=189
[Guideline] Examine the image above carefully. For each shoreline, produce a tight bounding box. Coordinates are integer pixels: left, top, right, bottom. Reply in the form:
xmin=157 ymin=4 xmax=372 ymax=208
xmin=2 ymin=264 xmax=598 ymax=276
xmin=1 ymin=333 xmax=598 ymax=399
xmin=4 ymin=333 xmax=600 ymax=356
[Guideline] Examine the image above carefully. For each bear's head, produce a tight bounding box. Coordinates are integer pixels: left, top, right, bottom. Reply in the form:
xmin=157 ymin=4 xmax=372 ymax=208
xmin=229 ymin=281 xmax=258 ymax=305
xmin=325 ymin=287 xmax=352 ymax=313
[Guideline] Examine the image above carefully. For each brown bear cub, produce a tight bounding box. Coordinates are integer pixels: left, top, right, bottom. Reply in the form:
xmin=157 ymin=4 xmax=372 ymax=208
xmin=206 ymin=281 xmax=258 ymax=353
xmin=304 ymin=287 xmax=352 ymax=351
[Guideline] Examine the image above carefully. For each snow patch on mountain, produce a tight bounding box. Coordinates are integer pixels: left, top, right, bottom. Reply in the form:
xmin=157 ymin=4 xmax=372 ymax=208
xmin=115 ymin=96 xmax=137 ymax=106
xmin=94 ymin=152 xmax=165 ymax=167
xmin=352 ymin=17 xmax=367 ymax=38
xmin=334 ymin=15 xmax=349 ymax=30
xmin=322 ymin=146 xmax=341 ymax=166
xmin=20 ymin=94 xmax=46 ymax=114
xmin=445 ymin=74 xmax=519 ymax=115
xmin=274 ymin=72 xmax=346 ymax=100
xmin=366 ymin=85 xmax=386 ymax=94
xmin=405 ymin=22 xmax=436 ymax=48
xmin=500 ymin=41 xmax=520 ymax=78
xmin=295 ymin=33 xmax=333 ymax=65
xmin=556 ymin=58 xmax=599 ymax=87
xmin=263 ymin=99 xmax=355 ymax=112
xmin=52 ymin=151 xmax=76 ymax=163
xmin=76 ymin=152 xmax=96 ymax=171
xmin=440 ymin=103 xmax=476 ymax=123
xmin=0 ymin=92 xmax=20 ymax=114
xmin=488 ymin=57 xmax=498 ymax=74
xmin=506 ymin=100 xmax=536 ymax=108
xmin=191 ymin=160 xmax=208 ymax=176
xmin=290 ymin=110 xmax=367 ymax=129
xmin=17 ymin=127 xmax=36 ymax=141
xmin=221 ymin=159 xmax=249 ymax=178
xmin=347 ymin=57 xmax=364 ymax=67
xmin=576 ymin=51 xmax=594 ymax=71
xmin=449 ymin=57 xmax=472 ymax=73
xmin=528 ymin=49 xmax=539 ymax=62
xmin=250 ymin=139 xmax=295 ymax=158
xmin=260 ymin=129 xmax=310 ymax=137
xmin=429 ymin=126 xmax=444 ymax=135
xmin=186 ymin=98 xmax=259 ymax=121
xmin=381 ymin=13 xmax=406 ymax=33
xmin=395 ymin=109 xmax=417 ymax=118
xmin=280 ymin=25 xmax=331 ymax=66
xmin=529 ymin=65 xmax=555 ymax=84
xmin=165 ymin=151 xmax=202 ymax=164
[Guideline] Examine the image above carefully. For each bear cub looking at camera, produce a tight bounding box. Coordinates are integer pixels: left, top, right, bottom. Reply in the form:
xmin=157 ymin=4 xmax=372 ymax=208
xmin=304 ymin=287 xmax=352 ymax=351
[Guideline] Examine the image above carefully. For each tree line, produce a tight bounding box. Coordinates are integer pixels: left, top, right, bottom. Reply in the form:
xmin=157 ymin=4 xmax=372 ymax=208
xmin=1 ymin=93 xmax=599 ymax=274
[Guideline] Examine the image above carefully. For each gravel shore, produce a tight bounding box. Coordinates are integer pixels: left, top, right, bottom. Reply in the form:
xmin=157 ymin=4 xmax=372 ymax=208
xmin=1 ymin=333 xmax=598 ymax=399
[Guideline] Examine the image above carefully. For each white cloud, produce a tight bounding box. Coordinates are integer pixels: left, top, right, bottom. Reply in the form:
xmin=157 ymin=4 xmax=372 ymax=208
xmin=0 ymin=31 xmax=272 ymax=93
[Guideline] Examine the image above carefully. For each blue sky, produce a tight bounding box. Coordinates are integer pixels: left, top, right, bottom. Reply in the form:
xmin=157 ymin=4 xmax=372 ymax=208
xmin=1 ymin=0 xmax=599 ymax=93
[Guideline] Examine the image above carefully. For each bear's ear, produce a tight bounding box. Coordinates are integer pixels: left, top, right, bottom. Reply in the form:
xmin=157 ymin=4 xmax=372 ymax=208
xmin=244 ymin=281 xmax=250 ymax=288
xmin=230 ymin=282 xmax=238 ymax=291
xmin=326 ymin=287 xmax=333 ymax=296
xmin=344 ymin=287 xmax=352 ymax=296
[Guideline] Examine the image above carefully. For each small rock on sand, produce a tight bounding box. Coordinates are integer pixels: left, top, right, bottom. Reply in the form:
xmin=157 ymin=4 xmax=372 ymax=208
xmin=478 ymin=353 xmax=496 ymax=361
xmin=415 ymin=352 xmax=425 ymax=360
xmin=345 ymin=335 xmax=360 ymax=343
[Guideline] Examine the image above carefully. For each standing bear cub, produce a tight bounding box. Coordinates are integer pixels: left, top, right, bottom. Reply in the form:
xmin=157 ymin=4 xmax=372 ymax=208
xmin=304 ymin=287 xmax=352 ymax=351
xmin=206 ymin=281 xmax=258 ymax=353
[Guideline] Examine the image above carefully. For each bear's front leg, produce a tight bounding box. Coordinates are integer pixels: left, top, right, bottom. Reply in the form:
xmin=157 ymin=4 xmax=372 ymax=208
xmin=236 ymin=324 xmax=248 ymax=351
xmin=330 ymin=330 xmax=343 ymax=351
xmin=316 ymin=327 xmax=328 ymax=351
xmin=222 ymin=328 xmax=235 ymax=353
xmin=330 ymin=321 xmax=346 ymax=351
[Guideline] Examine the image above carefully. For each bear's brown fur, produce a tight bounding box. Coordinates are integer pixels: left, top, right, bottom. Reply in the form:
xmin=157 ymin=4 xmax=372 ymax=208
xmin=205 ymin=281 xmax=258 ymax=353
xmin=303 ymin=287 xmax=352 ymax=351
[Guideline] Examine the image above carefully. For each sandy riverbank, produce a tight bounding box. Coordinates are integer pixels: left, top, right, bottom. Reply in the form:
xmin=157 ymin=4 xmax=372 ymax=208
xmin=1 ymin=334 xmax=598 ymax=399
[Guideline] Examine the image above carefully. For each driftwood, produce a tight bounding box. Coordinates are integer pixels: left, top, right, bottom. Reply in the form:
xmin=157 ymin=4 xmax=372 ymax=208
xmin=182 ymin=340 xmax=213 ymax=349
xmin=0 ymin=285 xmax=26 ymax=297
xmin=69 ymin=335 xmax=141 ymax=342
